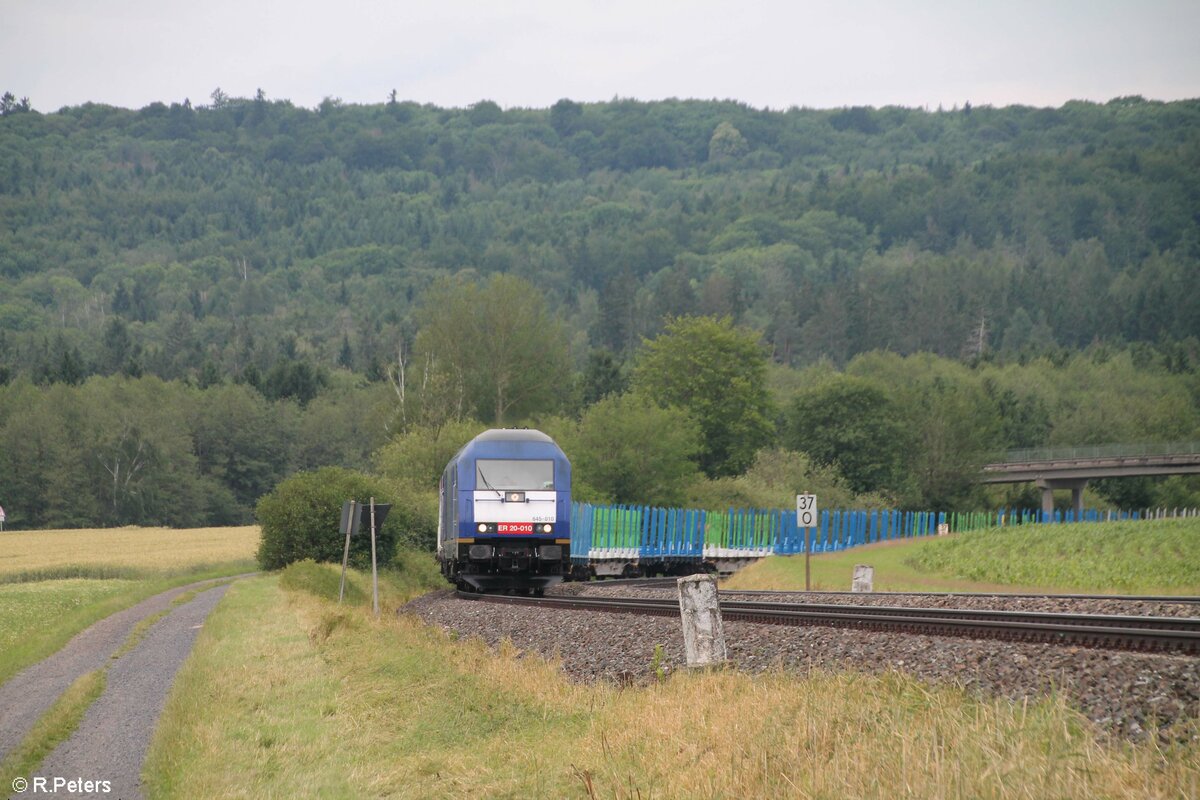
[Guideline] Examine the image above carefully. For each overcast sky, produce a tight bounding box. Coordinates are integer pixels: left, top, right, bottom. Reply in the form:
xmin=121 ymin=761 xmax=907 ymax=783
xmin=3 ymin=0 xmax=1198 ymax=113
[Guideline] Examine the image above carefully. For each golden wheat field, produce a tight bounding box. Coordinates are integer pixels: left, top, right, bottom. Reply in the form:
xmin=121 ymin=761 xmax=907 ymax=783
xmin=0 ymin=526 xmax=259 ymax=578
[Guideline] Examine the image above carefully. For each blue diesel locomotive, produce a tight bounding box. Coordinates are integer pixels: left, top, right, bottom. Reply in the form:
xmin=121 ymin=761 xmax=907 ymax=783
xmin=438 ymin=429 xmax=572 ymax=593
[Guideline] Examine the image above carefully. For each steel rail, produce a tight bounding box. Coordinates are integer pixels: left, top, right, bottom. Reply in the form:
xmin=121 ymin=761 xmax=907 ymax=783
xmin=718 ymin=589 xmax=1200 ymax=604
xmin=576 ymin=580 xmax=1200 ymax=604
xmin=455 ymin=591 xmax=1200 ymax=655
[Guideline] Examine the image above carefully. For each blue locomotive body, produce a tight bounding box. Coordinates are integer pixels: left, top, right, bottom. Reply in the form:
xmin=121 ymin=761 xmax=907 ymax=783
xmin=437 ymin=429 xmax=572 ymax=592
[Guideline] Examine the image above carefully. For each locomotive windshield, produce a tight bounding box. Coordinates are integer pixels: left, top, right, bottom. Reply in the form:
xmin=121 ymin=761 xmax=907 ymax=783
xmin=476 ymin=460 xmax=555 ymax=490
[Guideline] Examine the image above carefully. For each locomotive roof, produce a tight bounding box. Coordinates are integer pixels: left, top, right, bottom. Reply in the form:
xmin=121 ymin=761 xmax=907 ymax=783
xmin=445 ymin=428 xmax=570 ymax=491
xmin=473 ymin=428 xmax=554 ymax=444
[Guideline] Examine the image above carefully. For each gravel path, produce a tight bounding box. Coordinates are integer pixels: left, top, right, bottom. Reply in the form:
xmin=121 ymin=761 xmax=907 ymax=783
xmin=0 ymin=575 xmax=245 ymax=762
xmin=30 ymin=584 xmax=231 ymax=800
xmin=403 ymin=588 xmax=1200 ymax=742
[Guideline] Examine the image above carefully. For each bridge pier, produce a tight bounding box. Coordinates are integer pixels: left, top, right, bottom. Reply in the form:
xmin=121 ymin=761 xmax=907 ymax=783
xmin=1037 ymin=478 xmax=1088 ymax=517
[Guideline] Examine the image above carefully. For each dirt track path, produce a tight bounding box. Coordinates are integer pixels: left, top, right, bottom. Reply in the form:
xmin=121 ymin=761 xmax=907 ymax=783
xmin=29 ymin=583 xmax=231 ymax=799
xmin=0 ymin=576 xmax=246 ymax=763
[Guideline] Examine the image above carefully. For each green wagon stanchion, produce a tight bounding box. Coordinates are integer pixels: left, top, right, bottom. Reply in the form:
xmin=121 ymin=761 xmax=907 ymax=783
xmin=596 ymin=506 xmax=610 ymax=550
xmin=593 ymin=506 xmax=607 ymax=550
xmin=709 ymin=511 xmax=729 ymax=550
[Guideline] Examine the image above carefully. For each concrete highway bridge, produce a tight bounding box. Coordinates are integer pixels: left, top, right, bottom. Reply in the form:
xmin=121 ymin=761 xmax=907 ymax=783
xmin=980 ymin=441 xmax=1200 ymax=515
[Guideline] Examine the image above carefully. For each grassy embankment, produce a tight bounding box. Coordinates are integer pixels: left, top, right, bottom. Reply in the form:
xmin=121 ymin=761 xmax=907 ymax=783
xmin=145 ymin=559 xmax=1200 ymax=799
xmin=725 ymin=518 xmax=1200 ymax=595
xmin=0 ymin=526 xmax=259 ymax=686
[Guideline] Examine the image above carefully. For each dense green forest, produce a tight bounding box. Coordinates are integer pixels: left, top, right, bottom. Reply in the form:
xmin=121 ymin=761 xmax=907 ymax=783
xmin=1 ymin=92 xmax=1198 ymax=529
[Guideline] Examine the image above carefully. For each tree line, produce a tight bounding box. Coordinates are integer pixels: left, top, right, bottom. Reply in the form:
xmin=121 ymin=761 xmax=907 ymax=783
xmin=3 ymin=275 xmax=1195 ymax=533
xmin=0 ymin=375 xmax=396 ymax=529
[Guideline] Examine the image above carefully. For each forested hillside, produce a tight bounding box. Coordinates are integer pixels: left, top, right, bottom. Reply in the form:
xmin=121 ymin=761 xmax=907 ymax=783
xmin=1 ymin=92 xmax=1198 ymax=528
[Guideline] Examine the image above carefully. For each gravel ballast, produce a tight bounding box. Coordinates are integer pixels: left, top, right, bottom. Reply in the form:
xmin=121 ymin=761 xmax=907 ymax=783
xmin=403 ymin=586 xmax=1200 ymax=742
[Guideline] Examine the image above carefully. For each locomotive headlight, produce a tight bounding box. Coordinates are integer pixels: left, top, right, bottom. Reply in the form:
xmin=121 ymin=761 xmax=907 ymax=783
xmin=478 ymin=523 xmax=488 ymax=533
xmin=542 ymin=524 xmax=553 ymax=533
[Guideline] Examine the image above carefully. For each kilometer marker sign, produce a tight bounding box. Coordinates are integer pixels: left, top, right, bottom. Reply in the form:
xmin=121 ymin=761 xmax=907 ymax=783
xmin=796 ymin=494 xmax=818 ymax=528
xmin=796 ymin=494 xmax=817 ymax=591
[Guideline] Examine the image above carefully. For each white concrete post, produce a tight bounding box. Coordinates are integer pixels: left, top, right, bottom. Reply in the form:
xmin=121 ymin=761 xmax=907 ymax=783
xmin=676 ymin=574 xmax=727 ymax=668
xmin=852 ymin=564 xmax=874 ymax=593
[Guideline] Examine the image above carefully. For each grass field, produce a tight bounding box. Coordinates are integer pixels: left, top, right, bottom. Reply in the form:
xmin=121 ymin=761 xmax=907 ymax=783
xmin=0 ymin=579 xmax=137 ymax=673
xmin=143 ymin=568 xmax=1200 ymax=799
xmin=725 ymin=518 xmax=1200 ymax=594
xmin=0 ymin=526 xmax=258 ymax=581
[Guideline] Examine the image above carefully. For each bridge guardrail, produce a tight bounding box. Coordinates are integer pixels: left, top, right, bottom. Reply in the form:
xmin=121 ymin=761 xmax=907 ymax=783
xmin=991 ymin=441 xmax=1200 ymax=465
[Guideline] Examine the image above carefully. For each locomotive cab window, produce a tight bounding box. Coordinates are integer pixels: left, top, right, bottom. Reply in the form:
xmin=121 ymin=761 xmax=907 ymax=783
xmin=476 ymin=460 xmax=555 ymax=490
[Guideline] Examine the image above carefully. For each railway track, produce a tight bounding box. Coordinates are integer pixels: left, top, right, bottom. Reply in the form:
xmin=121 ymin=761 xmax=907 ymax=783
xmin=578 ymin=578 xmax=1200 ymax=604
xmin=721 ymin=588 xmax=1200 ymax=604
xmin=572 ymin=577 xmax=1200 ymax=604
xmin=457 ymin=590 xmax=1200 ymax=655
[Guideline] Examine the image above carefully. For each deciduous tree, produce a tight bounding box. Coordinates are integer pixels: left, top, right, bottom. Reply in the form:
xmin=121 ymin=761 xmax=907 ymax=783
xmin=413 ymin=274 xmax=571 ymax=425
xmin=783 ymin=375 xmax=911 ymax=494
xmin=569 ymin=393 xmax=700 ymax=507
xmin=633 ymin=316 xmax=774 ymax=477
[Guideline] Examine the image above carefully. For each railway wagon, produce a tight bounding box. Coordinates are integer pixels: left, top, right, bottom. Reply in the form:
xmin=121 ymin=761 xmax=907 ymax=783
xmin=569 ymin=503 xmax=773 ymax=578
xmin=570 ymin=504 xmax=949 ymax=578
xmin=438 ymin=429 xmax=572 ymax=593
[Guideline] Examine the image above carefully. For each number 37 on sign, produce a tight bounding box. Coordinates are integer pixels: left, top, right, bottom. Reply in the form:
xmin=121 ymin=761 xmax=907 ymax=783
xmin=796 ymin=494 xmax=818 ymax=528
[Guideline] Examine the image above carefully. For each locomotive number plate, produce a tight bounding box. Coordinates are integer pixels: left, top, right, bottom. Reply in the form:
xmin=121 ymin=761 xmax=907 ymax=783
xmin=497 ymin=523 xmax=534 ymax=534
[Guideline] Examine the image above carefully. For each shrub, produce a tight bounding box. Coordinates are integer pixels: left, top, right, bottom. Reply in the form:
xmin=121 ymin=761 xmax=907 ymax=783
xmin=686 ymin=449 xmax=895 ymax=511
xmin=279 ymin=559 xmax=365 ymax=604
xmin=388 ymin=489 xmax=438 ymax=551
xmin=389 ymin=547 xmax=448 ymax=595
xmin=256 ymin=467 xmax=396 ymax=571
